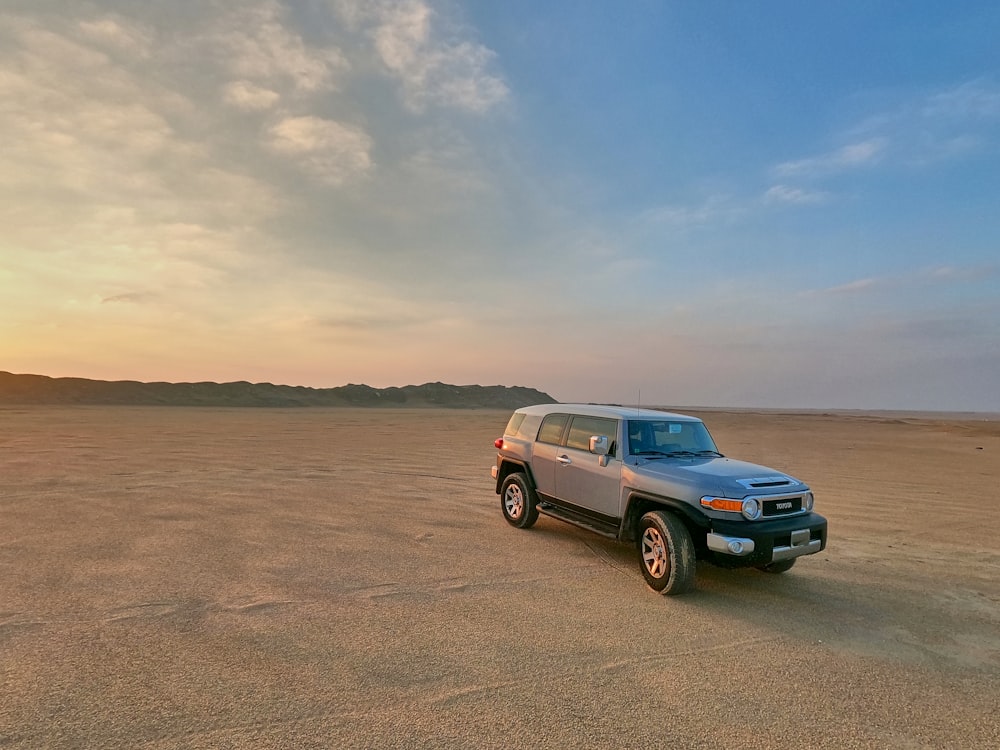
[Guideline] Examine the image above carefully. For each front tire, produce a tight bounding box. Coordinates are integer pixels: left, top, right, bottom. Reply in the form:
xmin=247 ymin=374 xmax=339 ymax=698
xmin=757 ymin=559 xmax=796 ymax=574
xmin=638 ymin=511 xmax=695 ymax=595
xmin=500 ymin=473 xmax=538 ymax=529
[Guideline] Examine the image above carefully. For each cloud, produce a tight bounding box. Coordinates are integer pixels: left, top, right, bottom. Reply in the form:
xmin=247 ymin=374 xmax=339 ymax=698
xmin=77 ymin=16 xmax=153 ymax=58
xmin=813 ymin=277 xmax=879 ymax=295
xmin=643 ymin=183 xmax=830 ymax=228
xmin=922 ymin=79 xmax=1000 ymax=120
xmin=214 ymin=1 xmax=347 ymax=93
xmin=0 ymin=1 xmax=518 ymax=387
xmin=641 ymin=195 xmax=744 ymax=229
xmin=0 ymin=18 xmax=182 ymax=199
xmin=919 ymin=264 xmax=999 ymax=282
xmin=841 ymin=79 xmax=1000 ymax=168
xmin=764 ymin=79 xmax=1000 ymax=205
xmin=805 ymin=264 xmax=998 ymax=298
xmin=773 ymin=138 xmax=886 ymax=178
xmin=0 ymin=1 xmax=507 ymax=299
xmin=337 ymin=0 xmax=508 ymax=113
xmin=763 ymin=184 xmax=830 ymax=205
xmin=222 ymin=80 xmax=281 ymax=111
xmin=101 ymin=292 xmax=156 ymax=305
xmin=266 ymin=116 xmax=373 ymax=184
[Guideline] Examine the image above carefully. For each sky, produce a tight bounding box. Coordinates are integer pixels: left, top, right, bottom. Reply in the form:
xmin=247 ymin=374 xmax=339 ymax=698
xmin=1 ymin=0 xmax=998 ymax=411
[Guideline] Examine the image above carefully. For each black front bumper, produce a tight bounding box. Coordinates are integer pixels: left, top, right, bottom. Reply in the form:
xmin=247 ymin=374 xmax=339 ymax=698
xmin=706 ymin=512 xmax=828 ymax=568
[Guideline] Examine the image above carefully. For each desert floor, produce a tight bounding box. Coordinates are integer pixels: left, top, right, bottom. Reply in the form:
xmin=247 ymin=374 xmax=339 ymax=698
xmin=1 ymin=407 xmax=998 ymax=749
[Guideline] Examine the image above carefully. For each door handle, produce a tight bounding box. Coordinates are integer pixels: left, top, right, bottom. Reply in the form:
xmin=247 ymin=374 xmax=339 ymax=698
xmin=557 ymin=455 xmax=572 ymax=465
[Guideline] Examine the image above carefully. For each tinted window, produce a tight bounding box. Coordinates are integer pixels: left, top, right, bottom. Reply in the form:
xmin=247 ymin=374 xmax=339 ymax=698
xmin=566 ymin=416 xmax=618 ymax=453
xmin=537 ymin=414 xmax=569 ymax=445
xmin=505 ymin=412 xmax=526 ymax=437
xmin=517 ymin=414 xmax=542 ymax=440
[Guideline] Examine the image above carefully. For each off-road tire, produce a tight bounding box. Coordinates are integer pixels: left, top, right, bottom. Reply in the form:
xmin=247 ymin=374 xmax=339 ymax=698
xmin=757 ymin=559 xmax=796 ymax=574
xmin=500 ymin=473 xmax=539 ymax=529
xmin=638 ymin=510 xmax=695 ymax=595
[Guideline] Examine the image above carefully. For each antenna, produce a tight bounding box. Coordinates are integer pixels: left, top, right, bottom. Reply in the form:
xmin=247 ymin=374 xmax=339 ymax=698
xmin=637 ymin=388 xmax=641 ymax=415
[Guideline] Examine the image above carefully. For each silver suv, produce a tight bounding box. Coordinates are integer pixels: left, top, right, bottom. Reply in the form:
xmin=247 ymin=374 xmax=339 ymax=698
xmin=490 ymin=404 xmax=828 ymax=595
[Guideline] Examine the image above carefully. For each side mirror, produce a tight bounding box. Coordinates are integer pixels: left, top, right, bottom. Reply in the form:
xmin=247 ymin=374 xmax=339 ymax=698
xmin=589 ymin=435 xmax=610 ymax=456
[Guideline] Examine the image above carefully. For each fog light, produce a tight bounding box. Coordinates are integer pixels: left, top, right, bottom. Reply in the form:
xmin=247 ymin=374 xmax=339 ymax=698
xmin=727 ymin=540 xmax=744 ymax=554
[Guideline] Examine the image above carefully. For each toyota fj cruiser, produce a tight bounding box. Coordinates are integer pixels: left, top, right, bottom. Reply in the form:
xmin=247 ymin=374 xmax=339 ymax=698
xmin=491 ymin=404 xmax=827 ymax=595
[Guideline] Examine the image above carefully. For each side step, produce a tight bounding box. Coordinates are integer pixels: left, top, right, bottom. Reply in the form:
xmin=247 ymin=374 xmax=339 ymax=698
xmin=537 ymin=503 xmax=619 ymax=539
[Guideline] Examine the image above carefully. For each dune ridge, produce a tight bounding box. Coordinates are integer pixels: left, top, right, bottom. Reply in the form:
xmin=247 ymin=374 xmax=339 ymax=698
xmin=0 ymin=371 xmax=555 ymax=409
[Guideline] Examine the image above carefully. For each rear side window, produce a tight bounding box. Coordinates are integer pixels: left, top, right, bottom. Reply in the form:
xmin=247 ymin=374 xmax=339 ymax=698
xmin=537 ymin=414 xmax=569 ymax=445
xmin=566 ymin=416 xmax=618 ymax=453
xmin=505 ymin=412 xmax=526 ymax=436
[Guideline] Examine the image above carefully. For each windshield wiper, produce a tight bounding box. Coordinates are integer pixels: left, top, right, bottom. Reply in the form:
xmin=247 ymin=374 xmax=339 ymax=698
xmin=634 ymin=449 xmax=723 ymax=459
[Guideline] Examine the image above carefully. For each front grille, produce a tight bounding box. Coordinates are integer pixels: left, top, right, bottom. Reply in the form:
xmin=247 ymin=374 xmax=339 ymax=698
xmin=761 ymin=495 xmax=803 ymax=517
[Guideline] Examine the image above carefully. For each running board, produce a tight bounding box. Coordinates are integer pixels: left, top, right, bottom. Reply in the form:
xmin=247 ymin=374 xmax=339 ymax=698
xmin=537 ymin=503 xmax=619 ymax=539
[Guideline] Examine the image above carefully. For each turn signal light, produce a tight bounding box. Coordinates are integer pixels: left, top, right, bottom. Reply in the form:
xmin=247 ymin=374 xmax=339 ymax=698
xmin=700 ymin=497 xmax=742 ymax=512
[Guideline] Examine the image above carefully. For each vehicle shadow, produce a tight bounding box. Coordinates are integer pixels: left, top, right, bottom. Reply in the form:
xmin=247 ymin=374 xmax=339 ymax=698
xmin=528 ymin=517 xmax=997 ymax=671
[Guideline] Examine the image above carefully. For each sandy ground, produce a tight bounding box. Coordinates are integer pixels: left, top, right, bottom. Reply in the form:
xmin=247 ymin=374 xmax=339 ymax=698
xmin=1 ymin=406 xmax=998 ymax=749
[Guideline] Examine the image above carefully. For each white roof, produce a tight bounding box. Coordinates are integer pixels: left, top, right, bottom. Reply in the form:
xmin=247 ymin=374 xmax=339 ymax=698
xmin=516 ymin=403 xmax=702 ymax=422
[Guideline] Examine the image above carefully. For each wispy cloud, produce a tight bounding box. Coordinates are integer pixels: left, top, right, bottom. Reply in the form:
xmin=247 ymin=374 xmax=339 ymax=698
xmin=101 ymin=292 xmax=156 ymax=305
xmin=922 ymin=79 xmax=1000 ymax=120
xmin=640 ymin=195 xmax=744 ymax=229
xmin=845 ymin=78 xmax=1000 ymax=167
xmin=805 ymin=264 xmax=998 ymax=297
xmin=773 ymin=138 xmax=887 ymax=178
xmin=919 ymin=264 xmax=999 ymax=282
xmin=811 ymin=277 xmax=879 ymax=296
xmin=762 ymin=184 xmax=830 ymax=205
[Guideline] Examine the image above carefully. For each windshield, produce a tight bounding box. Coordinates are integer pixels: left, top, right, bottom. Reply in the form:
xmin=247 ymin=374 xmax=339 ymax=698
xmin=627 ymin=419 xmax=720 ymax=456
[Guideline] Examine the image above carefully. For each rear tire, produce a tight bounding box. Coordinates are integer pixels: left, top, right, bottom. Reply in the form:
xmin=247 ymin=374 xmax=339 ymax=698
xmin=757 ymin=559 xmax=796 ymax=574
xmin=500 ymin=473 xmax=538 ymax=529
xmin=638 ymin=511 xmax=695 ymax=595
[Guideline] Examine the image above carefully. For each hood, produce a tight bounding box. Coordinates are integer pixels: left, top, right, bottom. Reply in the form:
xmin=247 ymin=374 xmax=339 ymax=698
xmin=633 ymin=456 xmax=807 ymax=498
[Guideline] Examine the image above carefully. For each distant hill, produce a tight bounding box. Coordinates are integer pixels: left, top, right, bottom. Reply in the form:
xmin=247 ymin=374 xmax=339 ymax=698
xmin=0 ymin=372 xmax=557 ymax=409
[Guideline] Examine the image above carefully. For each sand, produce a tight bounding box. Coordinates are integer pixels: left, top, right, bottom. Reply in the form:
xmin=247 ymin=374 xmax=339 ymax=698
xmin=1 ymin=406 xmax=998 ymax=749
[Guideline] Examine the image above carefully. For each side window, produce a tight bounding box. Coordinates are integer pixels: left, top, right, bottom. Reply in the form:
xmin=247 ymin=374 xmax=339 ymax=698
xmin=565 ymin=416 xmax=618 ymax=454
xmin=518 ymin=414 xmax=542 ymax=440
xmin=536 ymin=414 xmax=569 ymax=445
xmin=505 ymin=412 xmax=526 ymax=437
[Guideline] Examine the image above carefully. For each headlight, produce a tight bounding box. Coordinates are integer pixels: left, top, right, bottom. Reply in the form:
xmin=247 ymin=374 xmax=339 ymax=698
xmin=803 ymin=491 xmax=814 ymax=511
xmin=741 ymin=497 xmax=761 ymax=520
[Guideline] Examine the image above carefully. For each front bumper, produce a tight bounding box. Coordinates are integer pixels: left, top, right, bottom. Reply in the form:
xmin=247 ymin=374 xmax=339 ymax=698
xmin=706 ymin=512 xmax=827 ymax=567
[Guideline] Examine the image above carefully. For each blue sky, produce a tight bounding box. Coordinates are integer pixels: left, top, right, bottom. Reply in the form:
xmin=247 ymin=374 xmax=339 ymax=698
xmin=1 ymin=1 xmax=998 ymax=410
